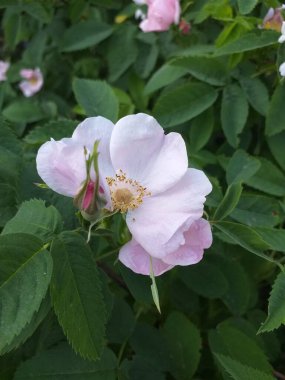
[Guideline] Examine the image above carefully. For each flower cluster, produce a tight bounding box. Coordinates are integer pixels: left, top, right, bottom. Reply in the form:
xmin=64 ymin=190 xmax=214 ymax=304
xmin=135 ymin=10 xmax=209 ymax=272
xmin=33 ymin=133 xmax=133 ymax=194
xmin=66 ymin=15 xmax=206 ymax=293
xmin=0 ymin=62 xmax=43 ymax=97
xmin=36 ymin=114 xmax=212 ymax=276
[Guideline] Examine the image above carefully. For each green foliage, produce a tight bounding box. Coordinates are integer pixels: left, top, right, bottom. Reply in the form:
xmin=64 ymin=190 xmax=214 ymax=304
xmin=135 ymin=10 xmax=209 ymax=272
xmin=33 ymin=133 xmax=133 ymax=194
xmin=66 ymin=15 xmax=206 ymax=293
xmin=14 ymin=344 xmax=117 ymax=380
xmin=1 ymin=0 xmax=285 ymax=377
xmin=0 ymin=233 xmax=52 ymax=353
xmin=163 ymin=312 xmax=201 ymax=380
xmin=72 ymin=78 xmax=119 ymax=122
xmin=50 ymin=232 xmax=107 ymax=361
xmin=153 ymin=82 xmax=217 ymax=127
xmin=259 ymin=272 xmax=285 ymax=333
xmin=221 ymin=83 xmax=248 ymax=147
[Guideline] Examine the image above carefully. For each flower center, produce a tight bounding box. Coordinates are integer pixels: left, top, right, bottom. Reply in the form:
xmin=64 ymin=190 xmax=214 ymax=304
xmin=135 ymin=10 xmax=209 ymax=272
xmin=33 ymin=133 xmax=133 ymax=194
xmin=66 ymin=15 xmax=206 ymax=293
xmin=106 ymin=169 xmax=151 ymax=213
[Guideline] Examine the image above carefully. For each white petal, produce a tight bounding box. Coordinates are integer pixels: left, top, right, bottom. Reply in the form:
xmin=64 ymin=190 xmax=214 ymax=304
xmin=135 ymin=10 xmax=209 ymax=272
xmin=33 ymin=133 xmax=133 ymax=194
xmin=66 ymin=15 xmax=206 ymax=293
xmin=110 ymin=113 xmax=188 ymax=194
xmin=36 ymin=138 xmax=87 ymax=197
xmin=126 ymin=168 xmax=212 ymax=258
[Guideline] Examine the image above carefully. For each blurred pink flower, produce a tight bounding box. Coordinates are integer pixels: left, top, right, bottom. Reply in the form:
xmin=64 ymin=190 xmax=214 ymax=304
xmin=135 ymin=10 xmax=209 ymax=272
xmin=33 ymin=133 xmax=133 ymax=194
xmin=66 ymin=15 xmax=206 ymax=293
xmin=179 ymin=19 xmax=191 ymax=34
xmin=261 ymin=7 xmax=284 ymax=32
xmin=139 ymin=0 xmax=180 ymax=32
xmin=0 ymin=61 xmax=10 ymax=81
xmin=36 ymin=113 xmax=212 ymax=275
xmin=19 ymin=68 xmax=43 ymax=97
xmin=279 ymin=62 xmax=285 ymax=76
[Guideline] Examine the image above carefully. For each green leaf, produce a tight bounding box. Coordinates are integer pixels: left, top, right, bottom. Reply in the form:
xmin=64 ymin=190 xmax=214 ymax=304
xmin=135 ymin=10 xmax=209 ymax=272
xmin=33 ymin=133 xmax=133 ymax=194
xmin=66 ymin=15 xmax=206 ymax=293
xmin=107 ymin=298 xmax=135 ymax=344
xmin=144 ymin=63 xmax=188 ymax=95
xmin=265 ymin=84 xmax=285 ymax=136
xmin=215 ymin=354 xmax=275 ymax=380
xmin=163 ymin=312 xmax=201 ymax=380
xmin=237 ymin=0 xmax=258 ymax=15
xmin=213 ymin=221 xmax=280 ymax=267
xmin=179 ymin=260 xmax=229 ymax=299
xmin=245 ymin=158 xmax=285 ymax=197
xmin=230 ymin=194 xmax=281 ymax=227
xmin=213 ymin=183 xmax=243 ymax=221
xmin=267 ymin=131 xmax=285 ymax=171
xmin=61 ymin=20 xmax=113 ymax=52
xmin=119 ymin=264 xmax=152 ymax=304
xmin=239 ymin=76 xmax=269 ymax=116
xmin=171 ymin=56 xmax=228 ymax=86
xmin=3 ymin=100 xmax=48 ymax=123
xmin=221 ymin=83 xmax=248 ymax=147
xmin=1 ymin=295 xmax=50 ymax=355
xmin=2 ymin=199 xmax=62 ymax=240
xmin=72 ymin=78 xmax=118 ymax=122
xmin=14 ymin=344 xmax=117 ymax=380
xmin=226 ymin=150 xmax=261 ymax=185
xmin=0 ymin=233 xmax=52 ymax=353
xmin=210 ymin=324 xmax=273 ymax=373
xmin=189 ymin=107 xmax=214 ymax=152
xmin=50 ymin=232 xmax=107 ymax=361
xmin=107 ymin=24 xmax=138 ymax=82
xmin=215 ymin=30 xmax=279 ymax=56
xmin=24 ymin=120 xmax=78 ymax=145
xmin=210 ymin=255 xmax=251 ymax=315
xmin=259 ymin=272 xmax=285 ymax=333
xmin=254 ymin=227 xmax=285 ymax=253
xmin=153 ymin=82 xmax=217 ymax=128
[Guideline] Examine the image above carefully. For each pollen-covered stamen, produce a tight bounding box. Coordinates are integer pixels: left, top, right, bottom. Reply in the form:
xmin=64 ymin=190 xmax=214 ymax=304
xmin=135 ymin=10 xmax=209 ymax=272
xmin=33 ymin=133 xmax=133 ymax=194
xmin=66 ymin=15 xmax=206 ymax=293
xmin=106 ymin=169 xmax=151 ymax=213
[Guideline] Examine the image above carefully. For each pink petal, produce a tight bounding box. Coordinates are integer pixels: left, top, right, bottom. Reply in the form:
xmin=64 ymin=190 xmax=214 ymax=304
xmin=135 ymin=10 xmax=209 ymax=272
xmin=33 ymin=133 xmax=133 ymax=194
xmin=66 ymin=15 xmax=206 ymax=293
xmin=20 ymin=69 xmax=34 ymax=79
xmin=126 ymin=168 xmax=212 ymax=258
xmin=119 ymin=238 xmax=174 ymax=276
xmin=140 ymin=0 xmax=180 ymax=32
xmin=36 ymin=138 xmax=87 ymax=197
xmin=110 ymin=113 xmax=188 ymax=194
xmin=162 ymin=219 xmax=212 ymax=265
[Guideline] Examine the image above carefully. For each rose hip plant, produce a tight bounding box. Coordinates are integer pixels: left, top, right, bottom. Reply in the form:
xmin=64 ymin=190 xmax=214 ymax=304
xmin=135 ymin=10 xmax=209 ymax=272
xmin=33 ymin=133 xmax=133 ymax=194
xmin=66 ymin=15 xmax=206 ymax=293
xmin=1 ymin=0 xmax=285 ymax=379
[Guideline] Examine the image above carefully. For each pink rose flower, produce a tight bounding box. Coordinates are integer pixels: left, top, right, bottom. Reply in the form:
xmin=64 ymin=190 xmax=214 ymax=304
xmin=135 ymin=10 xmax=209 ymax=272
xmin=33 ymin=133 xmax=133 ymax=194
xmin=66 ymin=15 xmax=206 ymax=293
xmin=139 ymin=0 xmax=180 ymax=32
xmin=0 ymin=61 xmax=10 ymax=82
xmin=36 ymin=113 xmax=212 ymax=275
xmin=261 ymin=7 xmax=283 ymax=32
xmin=19 ymin=68 xmax=43 ymax=97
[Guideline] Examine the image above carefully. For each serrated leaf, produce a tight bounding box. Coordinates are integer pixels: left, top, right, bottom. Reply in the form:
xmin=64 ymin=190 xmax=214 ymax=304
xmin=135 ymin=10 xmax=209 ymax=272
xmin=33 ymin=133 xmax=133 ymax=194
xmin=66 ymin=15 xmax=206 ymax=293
xmin=2 ymin=100 xmax=48 ymax=123
xmin=265 ymin=84 xmax=285 ymax=136
xmin=259 ymin=272 xmax=285 ymax=333
xmin=50 ymin=232 xmax=107 ymax=361
xmin=60 ymin=20 xmax=113 ymax=52
xmin=144 ymin=63 xmax=188 ymax=94
xmin=254 ymin=227 xmax=285 ymax=253
xmin=239 ymin=76 xmax=269 ymax=116
xmin=153 ymin=82 xmax=217 ymax=128
xmin=72 ymin=78 xmax=118 ymax=122
xmin=215 ymin=30 xmax=279 ymax=56
xmin=14 ymin=344 xmax=117 ymax=380
xmin=2 ymin=199 xmax=62 ymax=240
xmin=215 ymin=354 xmax=275 ymax=380
xmin=237 ymin=0 xmax=258 ymax=15
xmin=171 ymin=56 xmax=228 ymax=86
xmin=221 ymin=83 xmax=248 ymax=147
xmin=214 ymin=183 xmax=243 ymax=221
xmin=24 ymin=119 xmax=78 ymax=145
xmin=0 ymin=233 xmax=52 ymax=353
xmin=226 ymin=150 xmax=261 ymax=185
xmin=163 ymin=312 xmax=201 ymax=380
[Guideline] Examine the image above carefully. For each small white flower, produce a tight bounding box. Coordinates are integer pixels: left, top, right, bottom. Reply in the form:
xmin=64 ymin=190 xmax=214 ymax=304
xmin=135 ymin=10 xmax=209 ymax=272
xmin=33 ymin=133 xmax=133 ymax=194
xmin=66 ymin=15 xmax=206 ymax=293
xmin=279 ymin=62 xmax=285 ymax=76
xmin=278 ymin=21 xmax=285 ymax=42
